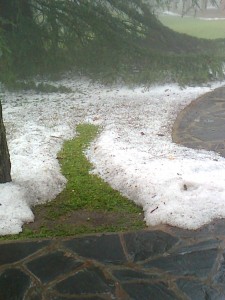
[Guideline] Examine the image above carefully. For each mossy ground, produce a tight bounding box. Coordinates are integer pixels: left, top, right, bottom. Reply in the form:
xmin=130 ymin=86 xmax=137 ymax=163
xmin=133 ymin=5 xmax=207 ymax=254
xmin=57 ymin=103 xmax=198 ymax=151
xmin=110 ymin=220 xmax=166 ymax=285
xmin=4 ymin=124 xmax=145 ymax=240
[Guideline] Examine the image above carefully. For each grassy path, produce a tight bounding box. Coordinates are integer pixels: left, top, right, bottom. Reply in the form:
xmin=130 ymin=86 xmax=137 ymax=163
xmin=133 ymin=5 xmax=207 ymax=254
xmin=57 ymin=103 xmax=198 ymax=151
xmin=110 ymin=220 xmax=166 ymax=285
xmin=5 ymin=124 xmax=145 ymax=240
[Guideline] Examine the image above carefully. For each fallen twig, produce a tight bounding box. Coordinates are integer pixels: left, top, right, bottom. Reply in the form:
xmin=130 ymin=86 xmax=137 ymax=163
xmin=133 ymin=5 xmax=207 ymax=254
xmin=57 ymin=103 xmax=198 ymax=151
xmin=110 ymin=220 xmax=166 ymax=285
xmin=150 ymin=206 xmax=158 ymax=213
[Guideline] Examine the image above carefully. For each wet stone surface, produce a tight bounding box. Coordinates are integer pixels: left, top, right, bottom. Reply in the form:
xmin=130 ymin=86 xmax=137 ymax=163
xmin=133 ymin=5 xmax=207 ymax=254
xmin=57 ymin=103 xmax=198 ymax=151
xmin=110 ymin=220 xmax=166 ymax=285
xmin=0 ymin=227 xmax=225 ymax=299
xmin=122 ymin=282 xmax=180 ymax=300
xmin=143 ymin=248 xmax=218 ymax=278
xmin=173 ymin=86 xmax=225 ymax=157
xmin=0 ymin=240 xmax=49 ymax=266
xmin=0 ymin=269 xmax=31 ymax=300
xmin=112 ymin=268 xmax=160 ymax=281
xmin=26 ymin=251 xmax=83 ymax=284
xmin=54 ymin=266 xmax=115 ymax=295
xmin=64 ymin=234 xmax=126 ymax=264
xmin=176 ymin=279 xmax=224 ymax=300
xmin=123 ymin=230 xmax=179 ymax=262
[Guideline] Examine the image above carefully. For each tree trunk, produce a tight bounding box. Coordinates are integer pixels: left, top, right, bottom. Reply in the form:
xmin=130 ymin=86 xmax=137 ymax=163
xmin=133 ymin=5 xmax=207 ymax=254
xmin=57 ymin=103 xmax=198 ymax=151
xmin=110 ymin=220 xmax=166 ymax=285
xmin=201 ymin=0 xmax=208 ymax=11
xmin=0 ymin=102 xmax=11 ymax=183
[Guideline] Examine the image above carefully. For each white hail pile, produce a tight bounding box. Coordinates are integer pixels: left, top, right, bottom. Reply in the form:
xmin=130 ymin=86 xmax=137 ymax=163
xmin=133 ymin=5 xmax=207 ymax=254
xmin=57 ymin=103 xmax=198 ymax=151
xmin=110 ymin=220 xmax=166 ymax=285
xmin=0 ymin=76 xmax=225 ymax=235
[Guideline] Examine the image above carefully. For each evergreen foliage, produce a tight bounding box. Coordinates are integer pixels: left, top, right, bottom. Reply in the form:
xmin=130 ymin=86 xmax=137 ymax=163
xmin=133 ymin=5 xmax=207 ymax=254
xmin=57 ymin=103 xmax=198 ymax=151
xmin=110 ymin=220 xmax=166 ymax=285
xmin=0 ymin=0 xmax=224 ymax=85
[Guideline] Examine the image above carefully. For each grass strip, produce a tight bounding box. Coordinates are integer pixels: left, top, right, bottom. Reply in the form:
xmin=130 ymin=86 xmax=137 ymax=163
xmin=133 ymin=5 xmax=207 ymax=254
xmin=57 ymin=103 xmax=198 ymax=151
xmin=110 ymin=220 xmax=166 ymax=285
xmin=2 ymin=124 xmax=145 ymax=240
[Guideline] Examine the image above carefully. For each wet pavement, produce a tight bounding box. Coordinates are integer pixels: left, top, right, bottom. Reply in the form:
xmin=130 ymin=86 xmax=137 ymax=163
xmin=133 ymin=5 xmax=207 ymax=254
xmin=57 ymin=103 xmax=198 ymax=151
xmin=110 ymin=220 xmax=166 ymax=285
xmin=1 ymin=222 xmax=225 ymax=300
xmin=173 ymin=85 xmax=225 ymax=157
xmin=2 ymin=86 xmax=225 ymax=300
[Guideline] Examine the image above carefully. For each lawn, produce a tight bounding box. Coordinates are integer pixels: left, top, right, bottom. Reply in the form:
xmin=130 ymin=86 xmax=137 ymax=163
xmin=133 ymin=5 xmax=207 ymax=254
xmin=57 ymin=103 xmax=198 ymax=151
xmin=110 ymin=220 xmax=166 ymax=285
xmin=159 ymin=15 xmax=225 ymax=39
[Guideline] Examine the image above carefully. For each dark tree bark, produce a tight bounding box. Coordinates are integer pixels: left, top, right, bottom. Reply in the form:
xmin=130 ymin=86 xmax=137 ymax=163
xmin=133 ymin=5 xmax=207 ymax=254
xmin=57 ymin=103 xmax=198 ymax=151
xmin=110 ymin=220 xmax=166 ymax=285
xmin=0 ymin=102 xmax=11 ymax=183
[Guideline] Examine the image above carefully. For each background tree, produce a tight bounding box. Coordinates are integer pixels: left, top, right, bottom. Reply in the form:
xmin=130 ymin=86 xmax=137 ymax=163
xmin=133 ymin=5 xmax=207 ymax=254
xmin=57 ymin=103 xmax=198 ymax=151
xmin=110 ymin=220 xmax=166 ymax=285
xmin=0 ymin=0 xmax=223 ymax=82
xmin=162 ymin=0 xmax=223 ymax=15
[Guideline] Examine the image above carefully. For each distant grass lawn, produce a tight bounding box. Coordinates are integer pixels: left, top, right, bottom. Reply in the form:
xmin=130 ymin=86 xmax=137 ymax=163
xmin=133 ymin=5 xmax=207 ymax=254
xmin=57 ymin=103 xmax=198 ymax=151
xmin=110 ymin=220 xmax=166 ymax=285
xmin=159 ymin=15 xmax=225 ymax=39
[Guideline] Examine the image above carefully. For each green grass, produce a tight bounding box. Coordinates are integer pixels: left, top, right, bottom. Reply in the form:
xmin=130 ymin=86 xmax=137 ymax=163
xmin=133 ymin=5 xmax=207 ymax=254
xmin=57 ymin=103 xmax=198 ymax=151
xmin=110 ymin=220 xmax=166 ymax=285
xmin=52 ymin=124 xmax=142 ymax=215
xmin=2 ymin=124 xmax=145 ymax=240
xmin=159 ymin=15 xmax=225 ymax=39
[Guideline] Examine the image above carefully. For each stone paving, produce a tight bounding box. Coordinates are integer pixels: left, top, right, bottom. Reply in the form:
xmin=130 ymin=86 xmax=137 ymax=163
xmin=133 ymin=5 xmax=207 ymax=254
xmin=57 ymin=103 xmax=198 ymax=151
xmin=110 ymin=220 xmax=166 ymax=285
xmin=2 ymin=223 xmax=225 ymax=300
xmin=2 ymin=86 xmax=225 ymax=300
xmin=173 ymin=86 xmax=225 ymax=157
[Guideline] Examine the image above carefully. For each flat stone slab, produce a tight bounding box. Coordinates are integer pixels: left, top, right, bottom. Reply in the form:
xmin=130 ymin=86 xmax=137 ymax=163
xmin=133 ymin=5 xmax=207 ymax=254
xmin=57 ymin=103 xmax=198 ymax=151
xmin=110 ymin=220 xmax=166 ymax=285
xmin=0 ymin=269 xmax=31 ymax=300
xmin=54 ymin=266 xmax=115 ymax=296
xmin=0 ymin=240 xmax=49 ymax=265
xmin=122 ymin=282 xmax=180 ymax=300
xmin=63 ymin=234 xmax=127 ymax=264
xmin=143 ymin=248 xmax=218 ymax=278
xmin=177 ymin=279 xmax=224 ymax=300
xmin=123 ymin=230 xmax=178 ymax=262
xmin=26 ymin=251 xmax=83 ymax=284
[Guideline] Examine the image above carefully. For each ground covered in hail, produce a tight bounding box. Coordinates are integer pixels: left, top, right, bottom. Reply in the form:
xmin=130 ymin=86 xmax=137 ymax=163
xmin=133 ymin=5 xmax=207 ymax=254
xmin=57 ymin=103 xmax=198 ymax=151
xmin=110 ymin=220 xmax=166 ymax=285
xmin=1 ymin=76 xmax=225 ymax=235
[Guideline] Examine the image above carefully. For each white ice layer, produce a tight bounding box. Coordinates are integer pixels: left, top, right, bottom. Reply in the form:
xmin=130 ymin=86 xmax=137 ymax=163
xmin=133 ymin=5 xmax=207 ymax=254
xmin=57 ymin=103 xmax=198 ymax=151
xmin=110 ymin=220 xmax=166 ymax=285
xmin=0 ymin=77 xmax=225 ymax=234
